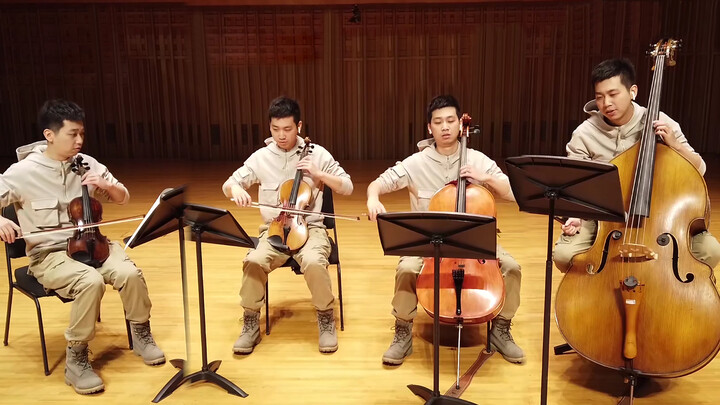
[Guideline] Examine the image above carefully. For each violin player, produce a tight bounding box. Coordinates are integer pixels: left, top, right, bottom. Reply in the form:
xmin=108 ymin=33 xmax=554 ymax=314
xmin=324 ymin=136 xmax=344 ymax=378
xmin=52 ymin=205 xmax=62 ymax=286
xmin=366 ymin=95 xmax=525 ymax=366
xmin=0 ymin=99 xmax=165 ymax=395
xmin=223 ymin=96 xmax=353 ymax=355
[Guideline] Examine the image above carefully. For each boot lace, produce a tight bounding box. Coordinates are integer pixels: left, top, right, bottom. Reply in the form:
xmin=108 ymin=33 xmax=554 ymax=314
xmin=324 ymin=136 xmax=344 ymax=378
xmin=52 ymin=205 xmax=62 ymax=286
xmin=493 ymin=319 xmax=515 ymax=343
xmin=133 ymin=323 xmax=157 ymax=346
xmin=241 ymin=313 xmax=259 ymax=334
xmin=317 ymin=311 xmax=334 ymax=334
xmin=391 ymin=322 xmax=411 ymax=345
xmin=69 ymin=344 xmax=93 ymax=371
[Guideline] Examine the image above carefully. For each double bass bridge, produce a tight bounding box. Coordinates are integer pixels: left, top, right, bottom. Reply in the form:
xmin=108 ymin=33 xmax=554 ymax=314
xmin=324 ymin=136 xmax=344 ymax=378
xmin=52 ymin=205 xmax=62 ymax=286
xmin=618 ymin=243 xmax=658 ymax=261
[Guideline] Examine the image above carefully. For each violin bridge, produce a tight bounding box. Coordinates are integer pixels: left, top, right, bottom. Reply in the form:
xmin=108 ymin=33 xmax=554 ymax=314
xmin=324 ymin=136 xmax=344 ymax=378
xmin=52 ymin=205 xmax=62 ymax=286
xmin=618 ymin=243 xmax=658 ymax=260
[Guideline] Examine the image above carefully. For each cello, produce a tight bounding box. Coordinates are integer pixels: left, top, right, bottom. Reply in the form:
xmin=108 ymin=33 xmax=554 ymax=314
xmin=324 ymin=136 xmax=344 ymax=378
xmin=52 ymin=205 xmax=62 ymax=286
xmin=416 ymin=113 xmax=506 ymax=393
xmin=554 ymin=39 xmax=720 ymax=385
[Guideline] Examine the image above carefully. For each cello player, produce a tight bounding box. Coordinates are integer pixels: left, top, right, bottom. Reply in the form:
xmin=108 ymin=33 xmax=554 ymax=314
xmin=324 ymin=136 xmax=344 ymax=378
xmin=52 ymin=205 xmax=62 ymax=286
xmin=366 ymin=95 xmax=525 ymax=365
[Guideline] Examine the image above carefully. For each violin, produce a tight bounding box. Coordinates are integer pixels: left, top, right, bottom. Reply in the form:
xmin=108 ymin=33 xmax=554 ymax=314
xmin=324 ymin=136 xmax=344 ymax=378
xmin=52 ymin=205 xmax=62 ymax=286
xmin=267 ymin=137 xmax=315 ymax=253
xmin=66 ymin=155 xmax=110 ymax=268
xmin=416 ymin=114 xmax=506 ymax=326
xmin=555 ymin=39 xmax=720 ymax=377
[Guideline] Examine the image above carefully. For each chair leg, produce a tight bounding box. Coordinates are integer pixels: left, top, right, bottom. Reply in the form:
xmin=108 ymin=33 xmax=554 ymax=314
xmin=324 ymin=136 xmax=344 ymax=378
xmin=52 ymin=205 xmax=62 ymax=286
xmin=336 ymin=264 xmax=344 ymax=331
xmin=4 ymin=286 xmax=13 ymax=346
xmin=265 ymin=281 xmax=270 ymax=335
xmin=125 ymin=319 xmax=133 ymax=350
xmin=32 ymin=298 xmax=50 ymax=376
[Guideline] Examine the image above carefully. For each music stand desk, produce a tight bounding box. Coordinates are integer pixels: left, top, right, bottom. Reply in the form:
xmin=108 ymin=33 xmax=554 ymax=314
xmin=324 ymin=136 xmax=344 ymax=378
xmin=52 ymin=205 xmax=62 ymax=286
xmin=505 ymin=155 xmax=624 ymax=405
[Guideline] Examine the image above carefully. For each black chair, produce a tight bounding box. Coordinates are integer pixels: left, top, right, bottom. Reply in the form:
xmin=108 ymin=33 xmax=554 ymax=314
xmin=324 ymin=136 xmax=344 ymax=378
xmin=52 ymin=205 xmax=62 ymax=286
xmin=2 ymin=205 xmax=132 ymax=376
xmin=251 ymin=188 xmax=345 ymax=335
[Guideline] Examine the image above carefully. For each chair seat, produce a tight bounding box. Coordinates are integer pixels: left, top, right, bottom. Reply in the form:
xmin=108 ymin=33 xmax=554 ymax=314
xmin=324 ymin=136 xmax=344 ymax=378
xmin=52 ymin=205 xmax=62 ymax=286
xmin=14 ymin=266 xmax=72 ymax=303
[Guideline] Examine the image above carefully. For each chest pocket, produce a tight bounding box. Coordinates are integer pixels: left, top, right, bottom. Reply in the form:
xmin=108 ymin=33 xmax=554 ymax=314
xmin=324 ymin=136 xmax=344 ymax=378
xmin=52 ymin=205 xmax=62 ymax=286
xmin=30 ymin=198 xmax=60 ymax=228
xmin=417 ymin=189 xmax=436 ymax=211
xmin=259 ymin=182 xmax=280 ymax=206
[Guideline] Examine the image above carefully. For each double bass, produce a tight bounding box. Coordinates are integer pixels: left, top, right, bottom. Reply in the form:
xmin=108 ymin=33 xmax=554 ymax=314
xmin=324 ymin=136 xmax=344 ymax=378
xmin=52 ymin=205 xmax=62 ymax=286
xmin=555 ymin=39 xmax=720 ymax=380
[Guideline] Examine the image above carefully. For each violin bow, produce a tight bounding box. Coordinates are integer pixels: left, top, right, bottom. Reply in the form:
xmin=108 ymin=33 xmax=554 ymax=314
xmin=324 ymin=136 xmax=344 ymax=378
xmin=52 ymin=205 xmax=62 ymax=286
xmin=230 ymin=199 xmax=360 ymax=221
xmin=18 ymin=215 xmax=145 ymax=239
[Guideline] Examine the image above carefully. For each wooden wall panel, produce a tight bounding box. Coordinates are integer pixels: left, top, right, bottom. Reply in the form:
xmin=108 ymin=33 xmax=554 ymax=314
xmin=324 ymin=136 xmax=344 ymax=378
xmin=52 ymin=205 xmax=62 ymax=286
xmin=0 ymin=1 xmax=717 ymax=162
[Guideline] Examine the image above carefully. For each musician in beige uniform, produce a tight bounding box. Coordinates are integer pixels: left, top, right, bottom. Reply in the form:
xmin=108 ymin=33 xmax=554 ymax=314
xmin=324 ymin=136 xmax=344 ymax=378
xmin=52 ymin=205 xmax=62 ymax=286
xmin=366 ymin=95 xmax=525 ymax=365
xmin=0 ymin=99 xmax=164 ymax=395
xmin=553 ymin=58 xmax=720 ymax=272
xmin=224 ymin=96 xmax=353 ymax=354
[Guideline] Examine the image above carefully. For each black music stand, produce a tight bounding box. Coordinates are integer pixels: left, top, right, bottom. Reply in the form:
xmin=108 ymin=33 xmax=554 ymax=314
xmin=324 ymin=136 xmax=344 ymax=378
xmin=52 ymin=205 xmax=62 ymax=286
xmin=504 ymin=155 xmax=625 ymax=405
xmin=377 ymin=211 xmax=497 ymax=405
xmin=149 ymin=203 xmax=254 ymax=402
xmin=124 ymin=187 xmax=192 ymax=401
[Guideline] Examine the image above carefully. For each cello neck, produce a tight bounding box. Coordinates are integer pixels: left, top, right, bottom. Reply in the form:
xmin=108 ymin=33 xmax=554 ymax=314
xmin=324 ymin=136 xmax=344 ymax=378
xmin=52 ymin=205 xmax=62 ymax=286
xmin=456 ymin=113 xmax=472 ymax=213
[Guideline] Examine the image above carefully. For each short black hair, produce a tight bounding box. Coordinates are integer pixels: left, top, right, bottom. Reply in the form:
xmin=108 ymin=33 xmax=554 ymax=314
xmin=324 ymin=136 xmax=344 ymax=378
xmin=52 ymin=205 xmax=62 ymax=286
xmin=591 ymin=58 xmax=636 ymax=89
xmin=37 ymin=99 xmax=85 ymax=134
xmin=268 ymin=96 xmax=301 ymax=125
xmin=427 ymin=95 xmax=461 ymax=123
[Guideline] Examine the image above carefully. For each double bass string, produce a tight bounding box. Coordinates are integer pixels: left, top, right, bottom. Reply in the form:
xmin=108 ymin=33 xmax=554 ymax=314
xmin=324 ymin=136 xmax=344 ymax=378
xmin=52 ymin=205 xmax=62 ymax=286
xmin=639 ymin=55 xmax=664 ymax=275
xmin=623 ymin=52 xmax=665 ymax=280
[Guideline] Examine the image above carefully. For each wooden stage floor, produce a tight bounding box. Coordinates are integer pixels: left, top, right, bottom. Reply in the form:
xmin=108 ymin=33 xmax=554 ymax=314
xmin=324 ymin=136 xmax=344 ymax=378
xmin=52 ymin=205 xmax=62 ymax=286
xmin=1 ymin=158 xmax=719 ymax=405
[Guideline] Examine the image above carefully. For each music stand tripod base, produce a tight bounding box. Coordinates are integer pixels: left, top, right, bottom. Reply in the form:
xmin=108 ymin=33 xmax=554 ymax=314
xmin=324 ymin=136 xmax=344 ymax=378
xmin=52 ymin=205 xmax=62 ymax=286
xmin=408 ymin=385 xmax=479 ymax=405
xmin=153 ymin=358 xmax=246 ymax=402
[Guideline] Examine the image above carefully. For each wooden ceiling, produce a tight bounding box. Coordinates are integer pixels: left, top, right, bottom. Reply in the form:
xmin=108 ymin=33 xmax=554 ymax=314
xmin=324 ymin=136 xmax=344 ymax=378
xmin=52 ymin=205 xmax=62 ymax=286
xmin=0 ymin=0 xmax=578 ymax=6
